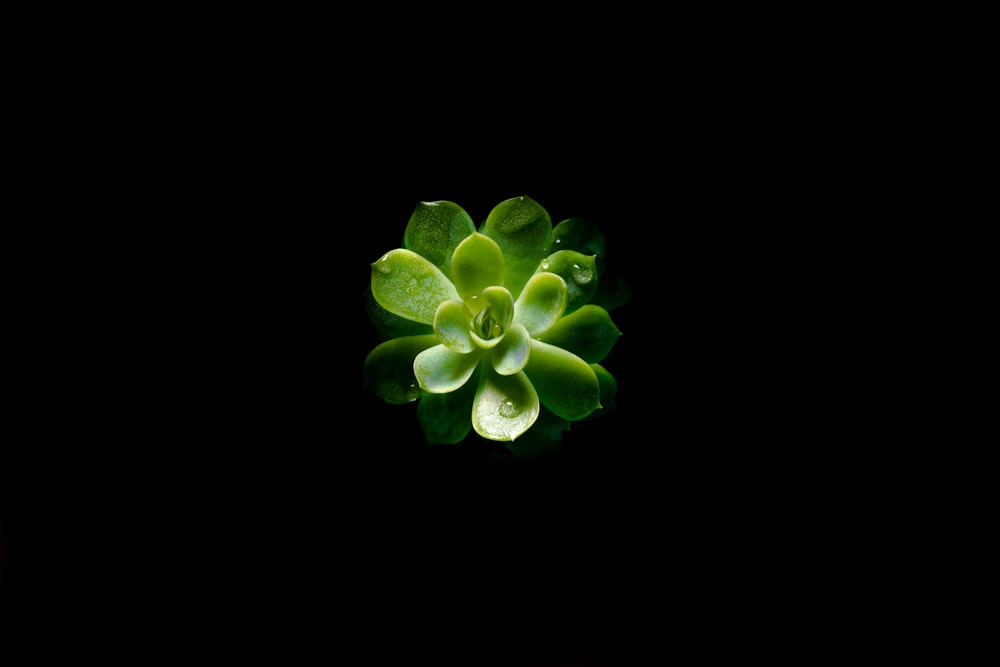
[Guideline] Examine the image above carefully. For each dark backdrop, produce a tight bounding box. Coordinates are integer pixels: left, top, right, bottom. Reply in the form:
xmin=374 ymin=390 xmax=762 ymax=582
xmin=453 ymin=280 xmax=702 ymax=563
xmin=14 ymin=41 xmax=853 ymax=663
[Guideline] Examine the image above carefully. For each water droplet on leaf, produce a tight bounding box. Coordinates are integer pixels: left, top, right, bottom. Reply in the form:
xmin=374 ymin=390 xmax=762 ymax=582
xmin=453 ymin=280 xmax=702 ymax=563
xmin=498 ymin=399 xmax=519 ymax=418
xmin=571 ymin=263 xmax=593 ymax=285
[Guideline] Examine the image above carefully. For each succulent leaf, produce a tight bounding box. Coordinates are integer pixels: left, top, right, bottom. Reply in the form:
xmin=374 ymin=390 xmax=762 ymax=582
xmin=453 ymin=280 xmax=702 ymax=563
xmin=403 ymin=200 xmax=477 ymax=278
xmin=363 ymin=334 xmax=440 ymax=404
xmin=451 ymin=232 xmax=505 ymax=302
xmin=414 ymin=344 xmax=483 ymax=394
xmin=480 ymin=196 xmax=552 ymax=299
xmin=523 ymin=339 xmax=601 ymax=421
xmin=371 ymin=249 xmax=460 ymax=324
xmin=536 ymin=304 xmax=621 ymax=364
xmin=472 ymin=365 xmax=540 ymax=442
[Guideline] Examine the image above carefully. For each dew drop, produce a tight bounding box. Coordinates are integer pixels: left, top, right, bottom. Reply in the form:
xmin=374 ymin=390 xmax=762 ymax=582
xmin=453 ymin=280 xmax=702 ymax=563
xmin=498 ymin=399 xmax=519 ymax=418
xmin=540 ymin=259 xmax=551 ymax=270
xmin=373 ymin=255 xmax=392 ymax=274
xmin=571 ymin=263 xmax=593 ymax=285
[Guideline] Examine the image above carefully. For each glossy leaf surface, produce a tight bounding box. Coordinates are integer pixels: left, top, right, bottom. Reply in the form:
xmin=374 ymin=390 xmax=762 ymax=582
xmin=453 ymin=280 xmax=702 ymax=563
xmin=536 ymin=250 xmax=597 ymax=315
xmin=480 ymin=196 xmax=552 ymax=299
xmin=414 ymin=344 xmax=483 ymax=394
xmin=491 ymin=323 xmax=530 ymax=376
xmin=536 ymin=304 xmax=621 ymax=364
xmin=451 ymin=232 xmax=505 ymax=302
xmin=513 ymin=271 xmax=567 ymax=336
xmin=472 ymin=365 xmax=540 ymax=441
xmin=404 ymin=200 xmax=476 ymax=278
xmin=433 ymin=299 xmax=475 ymax=353
xmin=371 ymin=249 xmax=460 ymax=324
xmin=523 ymin=339 xmax=601 ymax=421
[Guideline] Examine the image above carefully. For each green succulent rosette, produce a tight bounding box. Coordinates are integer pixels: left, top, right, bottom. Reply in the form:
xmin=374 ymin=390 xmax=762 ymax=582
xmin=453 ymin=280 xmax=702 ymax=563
xmin=363 ymin=196 xmax=626 ymax=458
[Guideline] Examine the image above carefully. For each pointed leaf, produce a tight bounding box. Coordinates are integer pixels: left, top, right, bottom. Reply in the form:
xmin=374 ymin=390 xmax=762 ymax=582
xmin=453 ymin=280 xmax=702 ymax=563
xmin=363 ymin=334 xmax=439 ymax=404
xmin=434 ymin=299 xmax=474 ymax=353
xmin=536 ymin=304 xmax=621 ymax=363
xmin=414 ymin=345 xmax=483 ymax=394
xmin=492 ymin=323 xmax=530 ymax=376
xmin=403 ymin=200 xmax=476 ymax=278
xmin=547 ymin=217 xmax=607 ymax=274
xmin=584 ymin=363 xmax=618 ymax=419
xmin=513 ymin=272 xmax=567 ymax=336
xmin=480 ymin=195 xmax=552 ymax=299
xmin=450 ymin=232 xmax=505 ymax=301
xmin=472 ymin=366 xmax=540 ymax=442
xmin=523 ymin=339 xmax=601 ymax=421
xmin=371 ymin=249 xmax=460 ymax=324
xmin=536 ymin=250 xmax=598 ymax=315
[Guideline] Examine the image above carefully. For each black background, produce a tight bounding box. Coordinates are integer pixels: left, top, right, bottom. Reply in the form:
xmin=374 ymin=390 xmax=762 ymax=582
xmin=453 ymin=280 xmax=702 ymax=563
xmin=10 ymin=36 xmax=861 ymax=664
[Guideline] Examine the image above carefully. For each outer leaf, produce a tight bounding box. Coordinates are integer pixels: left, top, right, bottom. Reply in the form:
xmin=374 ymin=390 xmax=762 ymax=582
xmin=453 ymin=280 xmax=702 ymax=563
xmin=363 ymin=334 xmax=439 ymax=404
xmin=522 ymin=339 xmax=601 ymax=421
xmin=584 ymin=363 xmax=618 ymax=420
xmin=414 ymin=345 xmax=483 ymax=394
xmin=434 ymin=299 xmax=474 ymax=353
xmin=536 ymin=250 xmax=597 ymax=315
xmin=547 ymin=217 xmax=607 ymax=274
xmin=536 ymin=304 xmax=621 ymax=364
xmin=450 ymin=233 xmax=504 ymax=302
xmin=513 ymin=272 xmax=567 ymax=336
xmin=480 ymin=196 xmax=552 ymax=299
xmin=403 ymin=200 xmax=476 ymax=278
xmin=417 ymin=370 xmax=478 ymax=444
xmin=371 ymin=248 xmax=461 ymax=324
xmin=472 ymin=365 xmax=540 ymax=441
xmin=491 ymin=323 xmax=530 ymax=376
xmin=363 ymin=286 xmax=433 ymax=341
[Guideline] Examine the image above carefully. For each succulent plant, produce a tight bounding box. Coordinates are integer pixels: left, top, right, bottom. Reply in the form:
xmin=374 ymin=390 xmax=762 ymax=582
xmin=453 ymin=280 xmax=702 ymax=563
xmin=363 ymin=195 xmax=626 ymax=459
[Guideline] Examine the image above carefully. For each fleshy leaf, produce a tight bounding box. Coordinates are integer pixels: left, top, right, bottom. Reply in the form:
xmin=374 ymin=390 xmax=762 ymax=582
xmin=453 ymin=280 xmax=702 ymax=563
xmin=417 ymin=370 xmax=478 ymax=444
xmin=513 ymin=272 xmax=567 ymax=336
xmin=371 ymin=249 xmax=460 ymax=324
xmin=434 ymin=299 xmax=474 ymax=353
xmin=585 ymin=363 xmax=618 ymax=419
xmin=363 ymin=334 xmax=439 ymax=404
xmin=480 ymin=196 xmax=552 ymax=299
xmin=403 ymin=200 xmax=476 ymax=278
xmin=536 ymin=250 xmax=597 ymax=315
xmin=536 ymin=304 xmax=621 ymax=364
xmin=469 ymin=286 xmax=515 ymax=350
xmin=522 ymin=339 xmax=601 ymax=421
xmin=481 ymin=286 xmax=515 ymax=330
xmin=491 ymin=323 xmax=530 ymax=376
xmin=414 ymin=345 xmax=483 ymax=394
xmin=363 ymin=286 xmax=433 ymax=341
xmin=472 ymin=365 xmax=540 ymax=441
xmin=450 ymin=233 xmax=504 ymax=302
xmin=547 ymin=217 xmax=607 ymax=274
